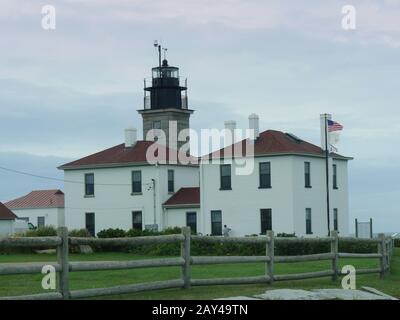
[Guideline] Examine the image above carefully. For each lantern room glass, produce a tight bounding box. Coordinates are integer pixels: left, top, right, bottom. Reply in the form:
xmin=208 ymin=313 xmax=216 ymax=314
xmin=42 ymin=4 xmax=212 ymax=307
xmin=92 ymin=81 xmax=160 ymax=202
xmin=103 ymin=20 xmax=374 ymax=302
xmin=152 ymin=67 xmax=179 ymax=79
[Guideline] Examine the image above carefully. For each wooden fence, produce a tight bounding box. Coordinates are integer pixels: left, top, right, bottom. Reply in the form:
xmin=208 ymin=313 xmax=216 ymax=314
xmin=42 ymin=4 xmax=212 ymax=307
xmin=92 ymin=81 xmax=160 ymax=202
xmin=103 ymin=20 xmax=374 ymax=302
xmin=0 ymin=227 xmax=395 ymax=300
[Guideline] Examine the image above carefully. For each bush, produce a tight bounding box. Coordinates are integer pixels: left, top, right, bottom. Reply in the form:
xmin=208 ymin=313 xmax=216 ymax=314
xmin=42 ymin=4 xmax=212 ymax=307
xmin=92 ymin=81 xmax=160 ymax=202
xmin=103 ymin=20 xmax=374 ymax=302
xmin=23 ymin=226 xmax=57 ymax=237
xmin=96 ymin=227 xmax=182 ymax=239
xmin=97 ymin=228 xmax=126 ymax=238
xmin=276 ymin=232 xmax=296 ymax=238
xmin=394 ymin=239 xmax=400 ymax=248
xmin=125 ymin=229 xmax=159 ymax=238
xmin=89 ymin=227 xmax=380 ymax=256
xmin=68 ymin=229 xmax=92 ymax=237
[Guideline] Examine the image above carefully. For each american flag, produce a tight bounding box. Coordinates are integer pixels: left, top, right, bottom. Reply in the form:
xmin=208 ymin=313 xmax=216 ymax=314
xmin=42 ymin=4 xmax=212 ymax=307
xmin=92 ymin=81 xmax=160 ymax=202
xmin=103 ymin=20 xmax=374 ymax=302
xmin=327 ymin=119 xmax=343 ymax=132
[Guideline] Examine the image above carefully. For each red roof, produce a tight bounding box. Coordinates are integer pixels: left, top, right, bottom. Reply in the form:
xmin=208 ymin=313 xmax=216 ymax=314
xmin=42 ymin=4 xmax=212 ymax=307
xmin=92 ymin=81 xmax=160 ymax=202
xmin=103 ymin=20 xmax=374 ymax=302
xmin=59 ymin=141 xmax=198 ymax=169
xmin=203 ymin=130 xmax=351 ymax=160
xmin=5 ymin=190 xmax=64 ymax=210
xmin=0 ymin=202 xmax=17 ymax=220
xmin=163 ymin=187 xmax=200 ymax=207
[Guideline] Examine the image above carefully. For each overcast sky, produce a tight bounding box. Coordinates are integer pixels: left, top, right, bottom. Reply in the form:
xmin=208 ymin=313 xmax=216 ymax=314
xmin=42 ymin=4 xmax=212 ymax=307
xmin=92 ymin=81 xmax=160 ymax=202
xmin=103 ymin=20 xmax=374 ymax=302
xmin=0 ymin=0 xmax=399 ymax=232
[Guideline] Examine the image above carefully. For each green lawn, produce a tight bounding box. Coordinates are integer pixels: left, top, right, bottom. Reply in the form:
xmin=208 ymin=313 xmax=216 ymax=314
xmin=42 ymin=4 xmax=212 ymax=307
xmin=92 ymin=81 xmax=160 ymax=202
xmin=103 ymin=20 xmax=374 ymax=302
xmin=0 ymin=249 xmax=398 ymax=299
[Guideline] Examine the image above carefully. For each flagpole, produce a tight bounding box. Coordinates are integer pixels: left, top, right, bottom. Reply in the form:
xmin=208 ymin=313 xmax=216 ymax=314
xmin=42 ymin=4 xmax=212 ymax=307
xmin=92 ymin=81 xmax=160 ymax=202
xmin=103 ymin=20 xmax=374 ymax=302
xmin=324 ymin=114 xmax=331 ymax=236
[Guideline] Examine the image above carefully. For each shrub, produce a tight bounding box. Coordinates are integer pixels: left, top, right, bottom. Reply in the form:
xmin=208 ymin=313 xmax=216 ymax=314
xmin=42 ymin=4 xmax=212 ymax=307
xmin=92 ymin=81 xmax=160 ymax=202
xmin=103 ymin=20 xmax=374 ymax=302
xmin=276 ymin=232 xmax=296 ymax=238
xmin=394 ymin=239 xmax=400 ymax=248
xmin=23 ymin=226 xmax=57 ymax=237
xmin=161 ymin=227 xmax=182 ymax=235
xmin=97 ymin=228 xmax=126 ymax=238
xmin=125 ymin=229 xmax=159 ymax=237
xmin=68 ymin=229 xmax=92 ymax=238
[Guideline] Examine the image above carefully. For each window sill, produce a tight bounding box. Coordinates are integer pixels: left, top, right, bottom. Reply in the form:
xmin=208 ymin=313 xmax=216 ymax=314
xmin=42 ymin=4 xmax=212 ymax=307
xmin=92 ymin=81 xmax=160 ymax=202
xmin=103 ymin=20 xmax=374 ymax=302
xmin=168 ymin=191 xmax=174 ymax=195
xmin=258 ymin=186 xmax=272 ymax=189
xmin=305 ymin=186 xmax=312 ymax=189
xmin=84 ymin=195 xmax=95 ymax=198
xmin=333 ymin=187 xmax=339 ymax=190
xmin=219 ymin=188 xmax=232 ymax=191
xmin=131 ymin=192 xmax=143 ymax=196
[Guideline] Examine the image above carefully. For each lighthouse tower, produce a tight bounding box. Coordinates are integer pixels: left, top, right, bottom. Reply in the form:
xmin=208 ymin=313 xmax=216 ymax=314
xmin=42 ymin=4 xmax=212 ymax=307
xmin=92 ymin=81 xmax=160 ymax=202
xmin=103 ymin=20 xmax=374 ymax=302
xmin=138 ymin=44 xmax=194 ymax=150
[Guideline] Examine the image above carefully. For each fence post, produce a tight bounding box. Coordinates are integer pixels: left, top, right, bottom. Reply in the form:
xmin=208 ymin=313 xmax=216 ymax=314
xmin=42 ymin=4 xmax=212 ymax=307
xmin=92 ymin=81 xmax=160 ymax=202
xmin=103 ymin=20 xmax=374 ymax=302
xmin=378 ymin=233 xmax=386 ymax=278
xmin=391 ymin=238 xmax=395 ymax=257
xmin=355 ymin=218 xmax=358 ymax=238
xmin=181 ymin=227 xmax=191 ymax=289
xmin=330 ymin=230 xmax=338 ymax=281
xmin=385 ymin=239 xmax=390 ymax=271
xmin=57 ymin=227 xmax=70 ymax=299
xmin=266 ymin=230 xmax=274 ymax=284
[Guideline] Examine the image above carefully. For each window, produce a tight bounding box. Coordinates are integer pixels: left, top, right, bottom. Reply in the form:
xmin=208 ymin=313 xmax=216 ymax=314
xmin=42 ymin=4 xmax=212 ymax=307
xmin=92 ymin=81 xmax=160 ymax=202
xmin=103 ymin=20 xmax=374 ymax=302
xmin=304 ymin=162 xmax=311 ymax=188
xmin=334 ymin=208 xmax=338 ymax=231
xmin=259 ymin=162 xmax=271 ymax=188
xmin=84 ymin=173 xmax=95 ymax=196
xmin=211 ymin=210 xmax=222 ymax=235
xmin=152 ymin=121 xmax=161 ymax=129
xmin=186 ymin=212 xmax=197 ymax=234
xmin=333 ymin=164 xmax=338 ymax=189
xmin=132 ymin=211 xmax=143 ymax=230
xmin=168 ymin=170 xmax=174 ymax=193
xmin=260 ymin=209 xmax=272 ymax=234
xmin=132 ymin=171 xmax=142 ymax=193
xmin=220 ymin=164 xmax=231 ymax=190
xmin=37 ymin=216 xmax=45 ymax=228
xmin=85 ymin=213 xmax=95 ymax=236
xmin=306 ymin=208 xmax=312 ymax=234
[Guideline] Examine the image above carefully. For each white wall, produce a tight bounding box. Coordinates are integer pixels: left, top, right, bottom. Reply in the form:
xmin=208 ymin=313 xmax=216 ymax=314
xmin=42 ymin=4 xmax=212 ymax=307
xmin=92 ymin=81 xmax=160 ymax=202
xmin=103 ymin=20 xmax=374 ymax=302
xmin=292 ymin=157 xmax=349 ymax=236
xmin=0 ymin=220 xmax=14 ymax=236
xmin=64 ymin=164 xmax=199 ymax=234
xmin=10 ymin=208 xmax=62 ymax=228
xmin=200 ymin=156 xmax=294 ymax=236
xmin=63 ymin=155 xmax=349 ymax=237
xmin=164 ymin=207 xmax=200 ymax=231
xmin=200 ymin=155 xmax=349 ymax=237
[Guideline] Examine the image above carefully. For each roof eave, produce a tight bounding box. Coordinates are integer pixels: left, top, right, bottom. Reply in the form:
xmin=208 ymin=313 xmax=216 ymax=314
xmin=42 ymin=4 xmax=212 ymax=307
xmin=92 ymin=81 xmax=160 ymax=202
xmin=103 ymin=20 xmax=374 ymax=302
xmin=6 ymin=206 xmax=64 ymax=210
xmin=200 ymin=152 xmax=353 ymax=161
xmin=163 ymin=204 xmax=200 ymax=209
xmin=59 ymin=161 xmax=199 ymax=171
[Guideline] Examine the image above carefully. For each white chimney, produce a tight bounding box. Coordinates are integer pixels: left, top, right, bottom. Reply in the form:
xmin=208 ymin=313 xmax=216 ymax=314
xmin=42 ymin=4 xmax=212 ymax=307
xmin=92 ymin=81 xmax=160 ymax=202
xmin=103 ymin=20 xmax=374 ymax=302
xmin=125 ymin=127 xmax=137 ymax=148
xmin=320 ymin=114 xmax=332 ymax=150
xmin=248 ymin=113 xmax=260 ymax=139
xmin=224 ymin=120 xmax=236 ymax=146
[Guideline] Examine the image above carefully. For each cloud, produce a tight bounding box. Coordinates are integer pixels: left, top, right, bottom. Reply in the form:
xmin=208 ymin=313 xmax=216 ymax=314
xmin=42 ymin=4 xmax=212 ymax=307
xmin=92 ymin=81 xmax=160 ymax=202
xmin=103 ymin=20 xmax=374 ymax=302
xmin=0 ymin=152 xmax=70 ymax=202
xmin=2 ymin=0 xmax=400 ymax=48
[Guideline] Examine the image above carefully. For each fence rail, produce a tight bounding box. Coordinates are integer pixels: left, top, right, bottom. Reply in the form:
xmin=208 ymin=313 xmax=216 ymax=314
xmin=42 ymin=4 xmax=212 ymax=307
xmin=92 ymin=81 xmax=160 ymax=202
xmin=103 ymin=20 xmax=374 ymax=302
xmin=0 ymin=227 xmax=395 ymax=300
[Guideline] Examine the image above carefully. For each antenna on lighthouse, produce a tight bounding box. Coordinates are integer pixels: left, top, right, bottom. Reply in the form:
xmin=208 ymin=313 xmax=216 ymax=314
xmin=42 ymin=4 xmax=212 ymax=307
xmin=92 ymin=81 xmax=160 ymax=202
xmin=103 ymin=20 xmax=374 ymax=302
xmin=153 ymin=40 xmax=162 ymax=73
xmin=163 ymin=47 xmax=168 ymax=60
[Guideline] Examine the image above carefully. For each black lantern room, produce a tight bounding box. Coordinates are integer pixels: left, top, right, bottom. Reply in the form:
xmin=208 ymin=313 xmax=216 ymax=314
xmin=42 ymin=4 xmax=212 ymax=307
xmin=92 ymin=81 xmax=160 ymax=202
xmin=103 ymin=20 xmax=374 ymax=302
xmin=144 ymin=59 xmax=188 ymax=110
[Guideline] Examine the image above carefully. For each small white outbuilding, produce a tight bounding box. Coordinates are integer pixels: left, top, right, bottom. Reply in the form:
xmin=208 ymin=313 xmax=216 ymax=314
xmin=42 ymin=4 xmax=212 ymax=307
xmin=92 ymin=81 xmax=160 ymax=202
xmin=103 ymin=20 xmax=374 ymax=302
xmin=0 ymin=202 xmax=17 ymax=236
xmin=5 ymin=190 xmax=65 ymax=228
